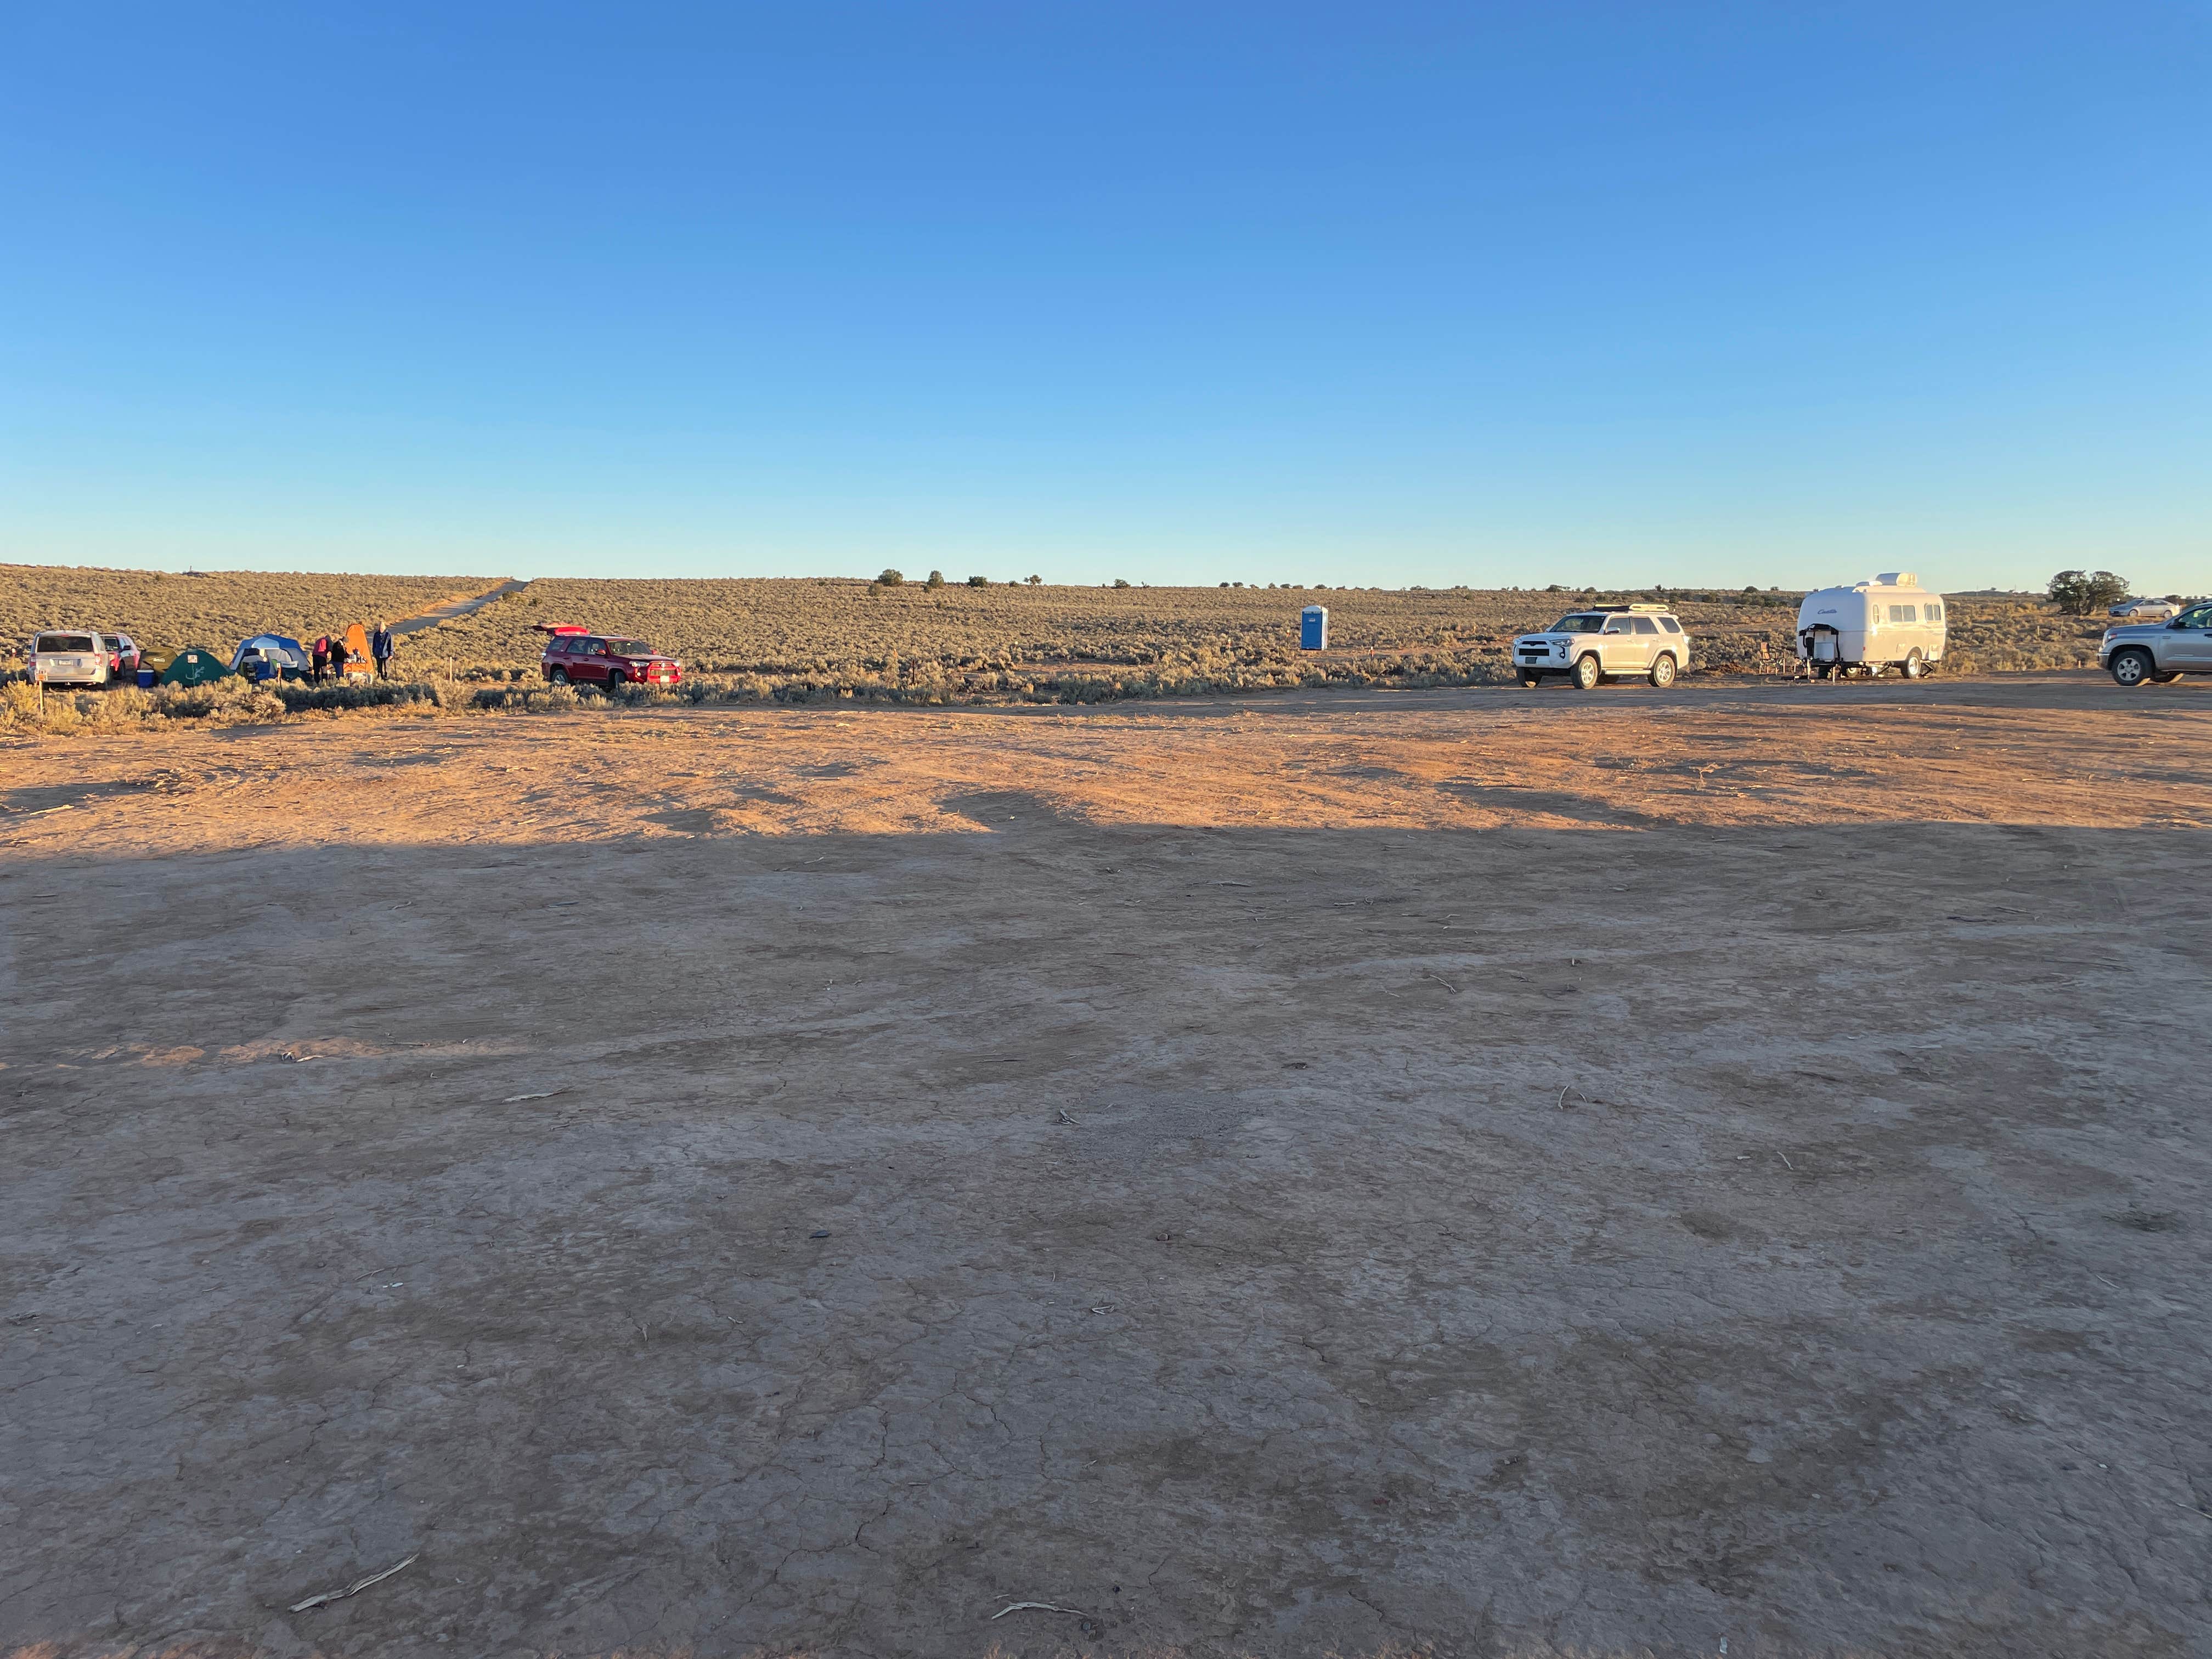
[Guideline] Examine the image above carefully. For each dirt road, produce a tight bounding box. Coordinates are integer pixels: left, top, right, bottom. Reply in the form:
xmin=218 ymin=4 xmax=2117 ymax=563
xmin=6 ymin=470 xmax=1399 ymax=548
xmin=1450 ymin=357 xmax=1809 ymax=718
xmin=3 ymin=676 xmax=2208 ymax=1657
xmin=390 ymin=579 xmax=527 ymax=639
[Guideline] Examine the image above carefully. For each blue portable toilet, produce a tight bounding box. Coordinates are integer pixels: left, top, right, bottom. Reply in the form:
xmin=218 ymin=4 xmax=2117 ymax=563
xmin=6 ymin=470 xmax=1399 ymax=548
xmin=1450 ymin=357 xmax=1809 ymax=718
xmin=1300 ymin=605 xmax=1329 ymax=651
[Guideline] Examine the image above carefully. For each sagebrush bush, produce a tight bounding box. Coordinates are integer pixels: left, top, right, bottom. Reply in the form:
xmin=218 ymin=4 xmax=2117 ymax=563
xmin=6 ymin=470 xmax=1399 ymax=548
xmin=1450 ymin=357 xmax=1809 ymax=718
xmin=0 ymin=676 xmax=291 ymax=733
xmin=272 ymin=678 xmax=450 ymax=714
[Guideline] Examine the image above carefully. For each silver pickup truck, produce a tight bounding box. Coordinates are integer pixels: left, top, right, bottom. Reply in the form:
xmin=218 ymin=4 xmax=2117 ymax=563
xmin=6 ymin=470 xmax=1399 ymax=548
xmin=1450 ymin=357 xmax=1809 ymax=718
xmin=1513 ymin=604 xmax=1691 ymax=690
xmin=2101 ymin=600 xmax=2212 ymax=687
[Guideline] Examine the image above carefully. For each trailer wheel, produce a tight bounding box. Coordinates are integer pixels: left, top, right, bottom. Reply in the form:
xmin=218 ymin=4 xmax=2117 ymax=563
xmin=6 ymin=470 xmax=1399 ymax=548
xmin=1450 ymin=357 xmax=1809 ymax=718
xmin=1571 ymin=653 xmax=1602 ymax=691
xmin=2109 ymin=648 xmax=2154 ymax=688
xmin=1902 ymin=650 xmax=1925 ymax=679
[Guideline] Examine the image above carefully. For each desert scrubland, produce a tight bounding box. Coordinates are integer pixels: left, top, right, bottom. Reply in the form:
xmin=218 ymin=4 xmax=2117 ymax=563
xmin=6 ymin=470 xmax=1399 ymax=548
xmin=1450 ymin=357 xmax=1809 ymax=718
xmin=3 ymin=567 xmax=2117 ymax=735
xmin=0 ymin=566 xmax=499 ymax=663
xmin=4 ymin=677 xmax=2208 ymax=1659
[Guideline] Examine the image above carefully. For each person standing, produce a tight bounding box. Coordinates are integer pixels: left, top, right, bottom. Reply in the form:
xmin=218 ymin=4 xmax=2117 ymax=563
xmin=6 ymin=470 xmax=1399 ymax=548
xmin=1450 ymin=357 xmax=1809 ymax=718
xmin=373 ymin=622 xmax=396 ymax=680
xmin=311 ymin=635 xmax=331 ymax=684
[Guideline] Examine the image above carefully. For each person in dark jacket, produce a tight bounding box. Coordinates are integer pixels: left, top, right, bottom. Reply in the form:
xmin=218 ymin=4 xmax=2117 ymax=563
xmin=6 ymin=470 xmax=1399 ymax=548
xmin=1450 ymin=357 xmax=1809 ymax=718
xmin=373 ymin=623 xmax=396 ymax=679
xmin=311 ymin=635 xmax=331 ymax=684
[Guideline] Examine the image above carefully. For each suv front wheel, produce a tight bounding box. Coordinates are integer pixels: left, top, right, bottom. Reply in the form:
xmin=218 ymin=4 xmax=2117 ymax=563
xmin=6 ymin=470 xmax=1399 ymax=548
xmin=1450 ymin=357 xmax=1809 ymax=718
xmin=1647 ymin=653 xmax=1676 ymax=689
xmin=1571 ymin=653 xmax=1602 ymax=691
xmin=2109 ymin=647 xmax=2155 ymax=688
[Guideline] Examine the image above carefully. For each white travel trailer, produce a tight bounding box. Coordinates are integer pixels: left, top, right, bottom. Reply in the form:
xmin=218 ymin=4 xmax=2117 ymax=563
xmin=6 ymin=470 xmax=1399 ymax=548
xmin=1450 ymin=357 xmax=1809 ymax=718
xmin=1795 ymin=574 xmax=1947 ymax=679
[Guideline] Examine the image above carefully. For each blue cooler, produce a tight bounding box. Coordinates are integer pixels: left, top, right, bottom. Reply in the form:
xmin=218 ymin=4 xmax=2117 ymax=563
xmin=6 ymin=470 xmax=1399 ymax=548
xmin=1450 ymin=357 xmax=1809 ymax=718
xmin=1300 ymin=605 xmax=1328 ymax=651
xmin=136 ymin=668 xmax=156 ymax=689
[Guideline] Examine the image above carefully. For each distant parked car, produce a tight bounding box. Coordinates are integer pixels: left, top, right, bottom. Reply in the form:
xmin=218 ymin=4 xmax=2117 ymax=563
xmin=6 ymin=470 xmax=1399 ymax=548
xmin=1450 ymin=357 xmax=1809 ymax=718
xmin=1513 ymin=604 xmax=1691 ymax=689
xmin=540 ymin=633 xmax=683 ymax=690
xmin=29 ymin=629 xmax=117 ymax=688
xmin=2108 ymin=597 xmax=2180 ymax=623
xmin=2101 ymin=600 xmax=2212 ymax=687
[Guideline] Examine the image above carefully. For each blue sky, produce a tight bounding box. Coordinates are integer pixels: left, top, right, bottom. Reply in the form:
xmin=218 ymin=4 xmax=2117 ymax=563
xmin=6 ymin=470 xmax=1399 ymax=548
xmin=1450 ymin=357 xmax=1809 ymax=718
xmin=2 ymin=2 xmax=2206 ymax=592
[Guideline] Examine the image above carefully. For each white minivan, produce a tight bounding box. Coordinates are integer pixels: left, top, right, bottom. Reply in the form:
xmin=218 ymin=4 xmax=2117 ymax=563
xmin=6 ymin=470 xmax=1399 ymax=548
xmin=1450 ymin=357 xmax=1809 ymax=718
xmin=1795 ymin=574 xmax=1947 ymax=679
xmin=28 ymin=630 xmax=115 ymax=688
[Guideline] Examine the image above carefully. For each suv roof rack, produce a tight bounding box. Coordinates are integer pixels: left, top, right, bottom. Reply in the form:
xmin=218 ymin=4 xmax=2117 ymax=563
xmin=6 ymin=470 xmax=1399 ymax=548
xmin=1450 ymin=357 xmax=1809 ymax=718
xmin=1593 ymin=602 xmax=1672 ymax=613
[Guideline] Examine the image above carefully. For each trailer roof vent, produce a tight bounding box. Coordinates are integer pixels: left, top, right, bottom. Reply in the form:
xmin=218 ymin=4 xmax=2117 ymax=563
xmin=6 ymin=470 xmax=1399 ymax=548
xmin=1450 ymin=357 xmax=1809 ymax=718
xmin=1872 ymin=572 xmax=1917 ymax=587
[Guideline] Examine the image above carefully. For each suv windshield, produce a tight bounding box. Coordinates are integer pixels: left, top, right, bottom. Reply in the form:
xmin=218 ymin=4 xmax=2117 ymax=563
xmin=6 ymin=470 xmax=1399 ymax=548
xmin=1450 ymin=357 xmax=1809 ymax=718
xmin=1548 ymin=613 xmax=1607 ymax=634
xmin=602 ymin=640 xmax=654 ymax=657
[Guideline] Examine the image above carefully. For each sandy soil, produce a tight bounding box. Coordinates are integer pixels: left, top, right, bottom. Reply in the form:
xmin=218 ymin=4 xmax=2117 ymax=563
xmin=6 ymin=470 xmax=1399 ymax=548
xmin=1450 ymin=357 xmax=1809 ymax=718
xmin=3 ymin=675 xmax=2209 ymax=1658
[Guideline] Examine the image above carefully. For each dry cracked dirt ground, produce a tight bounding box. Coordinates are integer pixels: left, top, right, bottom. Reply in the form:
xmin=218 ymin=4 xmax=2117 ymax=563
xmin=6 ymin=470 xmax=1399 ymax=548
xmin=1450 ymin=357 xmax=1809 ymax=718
xmin=3 ymin=675 xmax=2209 ymax=1659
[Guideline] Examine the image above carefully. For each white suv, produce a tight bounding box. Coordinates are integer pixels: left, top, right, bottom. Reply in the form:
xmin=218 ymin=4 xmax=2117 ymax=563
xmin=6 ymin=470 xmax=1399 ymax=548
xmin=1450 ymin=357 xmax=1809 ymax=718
xmin=1513 ymin=605 xmax=1691 ymax=690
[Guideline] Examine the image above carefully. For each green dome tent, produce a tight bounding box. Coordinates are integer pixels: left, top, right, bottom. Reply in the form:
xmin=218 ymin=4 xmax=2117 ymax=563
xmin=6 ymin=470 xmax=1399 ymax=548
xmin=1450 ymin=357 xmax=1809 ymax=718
xmin=159 ymin=647 xmax=232 ymax=687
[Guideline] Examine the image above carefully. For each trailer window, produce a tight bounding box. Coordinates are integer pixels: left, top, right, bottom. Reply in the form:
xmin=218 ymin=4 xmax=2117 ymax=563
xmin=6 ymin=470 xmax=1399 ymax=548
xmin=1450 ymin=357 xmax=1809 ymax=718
xmin=1924 ymin=602 xmax=1943 ymax=623
xmin=1888 ymin=605 xmax=1917 ymax=623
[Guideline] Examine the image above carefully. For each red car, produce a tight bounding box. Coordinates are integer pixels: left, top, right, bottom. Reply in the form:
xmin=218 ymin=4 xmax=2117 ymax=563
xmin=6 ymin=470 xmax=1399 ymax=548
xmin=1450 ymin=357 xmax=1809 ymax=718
xmin=104 ymin=632 xmax=142 ymax=677
xmin=540 ymin=633 xmax=682 ymax=690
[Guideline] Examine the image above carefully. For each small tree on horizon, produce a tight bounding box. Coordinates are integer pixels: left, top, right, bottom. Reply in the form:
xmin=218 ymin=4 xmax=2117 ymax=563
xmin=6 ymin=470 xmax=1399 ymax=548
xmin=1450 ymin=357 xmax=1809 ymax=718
xmin=878 ymin=568 xmax=905 ymax=586
xmin=2047 ymin=569 xmax=2129 ymax=614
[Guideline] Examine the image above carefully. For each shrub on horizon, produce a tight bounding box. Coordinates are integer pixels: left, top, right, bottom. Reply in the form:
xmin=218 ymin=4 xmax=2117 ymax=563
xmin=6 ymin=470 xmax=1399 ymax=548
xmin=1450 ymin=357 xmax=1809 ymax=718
xmin=2047 ymin=569 xmax=2129 ymax=615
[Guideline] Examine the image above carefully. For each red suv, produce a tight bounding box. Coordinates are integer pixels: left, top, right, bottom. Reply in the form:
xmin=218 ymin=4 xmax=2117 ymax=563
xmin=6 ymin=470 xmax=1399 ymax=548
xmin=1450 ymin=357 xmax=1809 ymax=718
xmin=540 ymin=633 xmax=683 ymax=690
